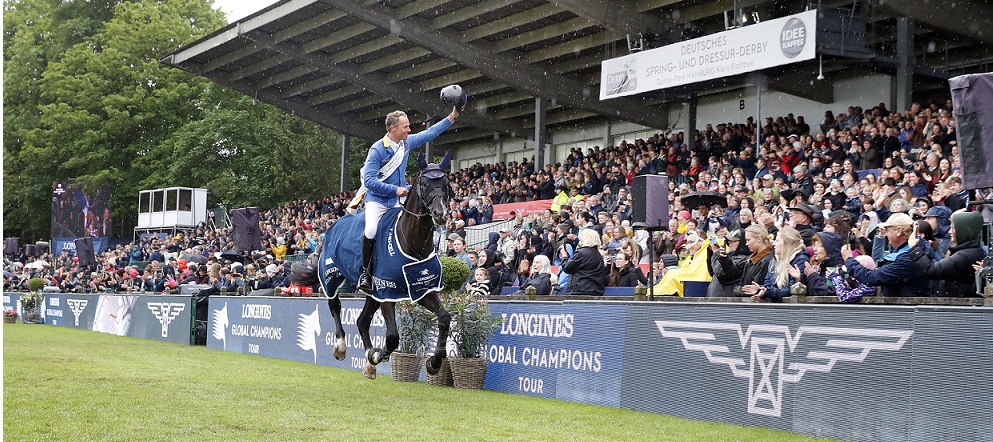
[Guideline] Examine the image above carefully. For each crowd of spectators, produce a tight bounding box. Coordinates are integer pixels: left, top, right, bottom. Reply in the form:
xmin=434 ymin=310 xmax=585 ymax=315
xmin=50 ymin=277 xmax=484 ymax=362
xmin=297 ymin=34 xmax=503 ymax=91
xmin=4 ymin=97 xmax=989 ymax=300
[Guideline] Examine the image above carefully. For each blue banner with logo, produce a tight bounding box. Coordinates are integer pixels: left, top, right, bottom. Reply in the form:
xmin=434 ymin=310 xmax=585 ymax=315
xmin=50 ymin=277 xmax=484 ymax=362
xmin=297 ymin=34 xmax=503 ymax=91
xmin=40 ymin=293 xmax=192 ymax=344
xmin=484 ymin=303 xmax=624 ymax=407
xmin=205 ymin=297 xmax=393 ymax=376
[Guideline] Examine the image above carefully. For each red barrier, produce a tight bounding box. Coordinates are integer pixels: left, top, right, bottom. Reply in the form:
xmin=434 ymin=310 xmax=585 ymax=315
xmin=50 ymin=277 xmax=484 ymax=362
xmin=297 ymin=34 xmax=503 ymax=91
xmin=492 ymin=199 xmax=553 ymax=220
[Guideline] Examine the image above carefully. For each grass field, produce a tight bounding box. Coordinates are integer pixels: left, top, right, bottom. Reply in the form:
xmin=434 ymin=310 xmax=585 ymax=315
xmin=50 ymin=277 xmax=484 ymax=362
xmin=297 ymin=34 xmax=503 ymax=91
xmin=3 ymin=324 xmax=832 ymax=441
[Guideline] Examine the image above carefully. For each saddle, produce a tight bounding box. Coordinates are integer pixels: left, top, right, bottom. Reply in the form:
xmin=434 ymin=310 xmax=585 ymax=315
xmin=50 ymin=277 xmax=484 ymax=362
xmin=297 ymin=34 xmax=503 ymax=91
xmin=319 ymin=207 xmax=442 ymax=302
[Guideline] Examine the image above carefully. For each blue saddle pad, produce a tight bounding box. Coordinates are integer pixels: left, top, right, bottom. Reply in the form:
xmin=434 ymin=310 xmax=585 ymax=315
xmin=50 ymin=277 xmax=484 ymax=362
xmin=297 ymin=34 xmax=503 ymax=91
xmin=319 ymin=208 xmax=442 ymax=302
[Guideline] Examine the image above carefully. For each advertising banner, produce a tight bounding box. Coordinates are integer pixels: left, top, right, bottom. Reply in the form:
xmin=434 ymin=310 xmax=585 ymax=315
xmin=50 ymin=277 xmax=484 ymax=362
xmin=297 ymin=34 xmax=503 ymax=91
xmin=3 ymin=292 xmax=21 ymax=317
xmin=42 ymin=293 xmax=193 ymax=345
xmin=484 ymin=303 xmax=625 ymax=407
xmin=492 ymin=199 xmax=553 ymax=221
xmin=206 ymin=297 xmax=393 ymax=376
xmin=600 ymin=10 xmax=817 ymax=99
xmin=52 ymin=237 xmax=110 ymax=255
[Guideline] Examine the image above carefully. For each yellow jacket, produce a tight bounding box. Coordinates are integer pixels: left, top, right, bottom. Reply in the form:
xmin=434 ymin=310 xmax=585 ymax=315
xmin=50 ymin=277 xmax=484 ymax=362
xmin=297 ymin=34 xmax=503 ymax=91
xmin=551 ymin=191 xmax=570 ymax=213
xmin=653 ymin=244 xmax=711 ymax=297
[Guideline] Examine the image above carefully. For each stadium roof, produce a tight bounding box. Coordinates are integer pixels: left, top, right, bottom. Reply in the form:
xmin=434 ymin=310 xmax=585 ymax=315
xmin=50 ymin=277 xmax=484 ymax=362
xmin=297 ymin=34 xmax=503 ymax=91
xmin=162 ymin=0 xmax=993 ymax=146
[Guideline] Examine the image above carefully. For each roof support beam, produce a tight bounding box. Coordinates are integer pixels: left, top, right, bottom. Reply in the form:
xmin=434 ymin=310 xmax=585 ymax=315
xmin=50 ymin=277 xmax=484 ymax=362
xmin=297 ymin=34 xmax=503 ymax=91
xmin=877 ymin=0 xmax=993 ymax=48
xmin=195 ymin=63 xmax=382 ymax=140
xmin=319 ymin=0 xmax=666 ymax=129
xmin=551 ymin=0 xmax=660 ymax=35
xmin=243 ymin=30 xmax=529 ymax=139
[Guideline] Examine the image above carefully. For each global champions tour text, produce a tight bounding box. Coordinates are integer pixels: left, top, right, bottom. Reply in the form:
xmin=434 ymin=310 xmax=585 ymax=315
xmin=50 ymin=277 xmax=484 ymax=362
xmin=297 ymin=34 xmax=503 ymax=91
xmin=490 ymin=313 xmax=603 ymax=394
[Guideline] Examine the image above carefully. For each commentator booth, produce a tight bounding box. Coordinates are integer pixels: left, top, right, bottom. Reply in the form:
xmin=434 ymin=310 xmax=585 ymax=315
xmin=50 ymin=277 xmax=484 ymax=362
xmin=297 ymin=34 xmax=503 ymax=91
xmin=134 ymin=187 xmax=207 ymax=240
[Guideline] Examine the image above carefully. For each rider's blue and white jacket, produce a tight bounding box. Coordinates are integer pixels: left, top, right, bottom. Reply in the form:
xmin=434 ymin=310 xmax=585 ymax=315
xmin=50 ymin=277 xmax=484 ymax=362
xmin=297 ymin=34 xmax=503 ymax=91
xmin=362 ymin=118 xmax=453 ymax=207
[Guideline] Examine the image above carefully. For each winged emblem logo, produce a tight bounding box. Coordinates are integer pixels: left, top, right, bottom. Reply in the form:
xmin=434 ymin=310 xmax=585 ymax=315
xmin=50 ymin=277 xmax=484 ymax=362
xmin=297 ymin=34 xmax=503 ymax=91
xmin=296 ymin=305 xmax=322 ymax=364
xmin=656 ymin=321 xmax=913 ymax=417
xmin=212 ymin=303 xmax=229 ymax=350
xmin=147 ymin=302 xmax=186 ymax=337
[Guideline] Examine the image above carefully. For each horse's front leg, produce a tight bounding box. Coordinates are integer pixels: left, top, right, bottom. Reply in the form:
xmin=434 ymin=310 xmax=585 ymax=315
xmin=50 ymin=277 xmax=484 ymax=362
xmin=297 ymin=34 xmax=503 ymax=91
xmin=417 ymin=292 xmax=450 ymax=375
xmin=357 ymin=296 xmax=382 ymax=379
xmin=378 ymin=301 xmax=400 ymax=361
xmin=326 ymin=295 xmax=347 ymax=360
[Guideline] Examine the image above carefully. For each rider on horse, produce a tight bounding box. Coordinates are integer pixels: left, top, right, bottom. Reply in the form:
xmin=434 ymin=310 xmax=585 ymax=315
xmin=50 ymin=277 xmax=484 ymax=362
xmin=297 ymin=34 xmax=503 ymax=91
xmin=355 ymin=106 xmax=462 ymax=293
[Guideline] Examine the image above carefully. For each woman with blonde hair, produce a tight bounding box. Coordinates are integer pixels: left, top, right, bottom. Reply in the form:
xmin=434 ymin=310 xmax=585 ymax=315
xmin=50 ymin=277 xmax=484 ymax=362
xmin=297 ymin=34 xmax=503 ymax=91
xmin=561 ymin=229 xmax=608 ymax=296
xmin=753 ymin=227 xmax=809 ymax=302
xmin=735 ymin=224 xmax=775 ymax=297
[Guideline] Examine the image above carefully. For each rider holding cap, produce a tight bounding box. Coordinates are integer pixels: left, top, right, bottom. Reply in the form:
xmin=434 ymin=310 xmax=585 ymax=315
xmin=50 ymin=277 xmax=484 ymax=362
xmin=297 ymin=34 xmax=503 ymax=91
xmin=357 ymin=106 xmax=461 ymax=293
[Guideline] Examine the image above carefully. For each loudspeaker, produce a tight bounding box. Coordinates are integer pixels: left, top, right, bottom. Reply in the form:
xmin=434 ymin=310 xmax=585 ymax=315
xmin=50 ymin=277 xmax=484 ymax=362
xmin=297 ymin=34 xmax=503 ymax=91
xmin=5 ymin=238 xmax=18 ymax=255
xmin=631 ymin=174 xmax=670 ymax=229
xmin=231 ymin=207 xmax=261 ymax=252
xmin=25 ymin=244 xmax=37 ymax=257
xmin=950 ymin=73 xmax=993 ymax=190
xmin=74 ymin=237 xmax=95 ymax=267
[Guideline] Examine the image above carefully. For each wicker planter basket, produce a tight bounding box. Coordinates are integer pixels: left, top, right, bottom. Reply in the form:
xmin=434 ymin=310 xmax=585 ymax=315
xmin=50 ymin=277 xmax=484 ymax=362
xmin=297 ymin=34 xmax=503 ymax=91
xmin=450 ymin=357 xmax=488 ymax=390
xmin=390 ymin=352 xmax=421 ymax=382
xmin=424 ymin=358 xmax=453 ymax=387
xmin=3 ymin=317 xmax=16 ymax=324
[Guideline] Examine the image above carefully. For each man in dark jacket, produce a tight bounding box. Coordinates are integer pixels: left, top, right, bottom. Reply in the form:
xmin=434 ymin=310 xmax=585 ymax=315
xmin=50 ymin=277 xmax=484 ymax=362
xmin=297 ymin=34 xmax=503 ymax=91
xmin=841 ymin=213 xmax=930 ymax=297
xmin=907 ymin=211 xmax=986 ymax=297
xmin=788 ymin=203 xmax=818 ymax=246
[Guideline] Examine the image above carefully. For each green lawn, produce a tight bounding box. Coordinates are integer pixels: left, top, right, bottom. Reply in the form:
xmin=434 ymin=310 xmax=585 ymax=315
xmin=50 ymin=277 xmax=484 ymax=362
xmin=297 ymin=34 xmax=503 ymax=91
xmin=3 ymin=324 xmax=831 ymax=441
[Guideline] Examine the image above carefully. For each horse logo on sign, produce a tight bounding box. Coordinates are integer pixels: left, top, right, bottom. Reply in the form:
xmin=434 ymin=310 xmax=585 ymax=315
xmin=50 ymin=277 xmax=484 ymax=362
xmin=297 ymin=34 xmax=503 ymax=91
xmin=655 ymin=321 xmax=913 ymax=417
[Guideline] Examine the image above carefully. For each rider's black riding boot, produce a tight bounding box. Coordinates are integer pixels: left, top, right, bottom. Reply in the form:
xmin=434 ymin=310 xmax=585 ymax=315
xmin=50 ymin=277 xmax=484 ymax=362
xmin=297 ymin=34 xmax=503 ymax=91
xmin=357 ymin=237 xmax=375 ymax=293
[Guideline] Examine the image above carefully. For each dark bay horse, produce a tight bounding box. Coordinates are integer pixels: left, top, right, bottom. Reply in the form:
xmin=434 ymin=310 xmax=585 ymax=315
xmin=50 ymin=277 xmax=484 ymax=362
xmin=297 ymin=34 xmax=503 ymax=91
xmin=318 ymin=152 xmax=453 ymax=379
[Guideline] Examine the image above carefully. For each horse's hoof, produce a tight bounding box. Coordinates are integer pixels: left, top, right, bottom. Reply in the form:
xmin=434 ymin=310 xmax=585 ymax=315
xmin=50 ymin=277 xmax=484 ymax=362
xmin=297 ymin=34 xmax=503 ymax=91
xmin=366 ymin=348 xmax=389 ymax=365
xmin=426 ymin=357 xmax=441 ymax=376
xmin=363 ymin=363 xmax=377 ymax=379
xmin=333 ymin=338 xmax=346 ymax=361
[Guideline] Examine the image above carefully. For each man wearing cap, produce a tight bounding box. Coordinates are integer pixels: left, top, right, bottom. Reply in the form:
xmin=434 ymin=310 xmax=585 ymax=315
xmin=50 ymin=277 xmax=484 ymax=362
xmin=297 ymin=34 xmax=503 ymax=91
xmin=923 ymin=205 xmax=953 ymax=256
xmin=788 ymin=203 xmax=818 ymax=246
xmin=754 ymin=174 xmax=780 ymax=202
xmin=497 ymin=228 xmax=516 ymax=263
xmin=840 ymin=213 xmax=929 ymax=297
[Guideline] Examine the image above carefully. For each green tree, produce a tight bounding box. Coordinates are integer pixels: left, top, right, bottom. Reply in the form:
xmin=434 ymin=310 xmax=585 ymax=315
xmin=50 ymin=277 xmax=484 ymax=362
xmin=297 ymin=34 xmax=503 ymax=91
xmin=3 ymin=0 xmax=369 ymax=242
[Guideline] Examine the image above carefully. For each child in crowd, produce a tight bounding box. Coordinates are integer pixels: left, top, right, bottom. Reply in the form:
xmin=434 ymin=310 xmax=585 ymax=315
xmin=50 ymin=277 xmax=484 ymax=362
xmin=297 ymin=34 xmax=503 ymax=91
xmin=465 ymin=267 xmax=491 ymax=297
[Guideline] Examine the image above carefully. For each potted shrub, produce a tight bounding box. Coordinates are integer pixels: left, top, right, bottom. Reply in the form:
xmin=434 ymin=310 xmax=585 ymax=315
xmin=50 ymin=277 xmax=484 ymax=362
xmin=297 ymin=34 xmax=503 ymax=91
xmin=393 ymin=300 xmax=437 ymax=382
xmin=424 ymin=257 xmax=470 ymax=387
xmin=446 ymin=290 xmax=501 ymax=389
xmin=4 ymin=308 xmax=18 ymax=324
xmin=21 ymin=278 xmax=45 ymax=324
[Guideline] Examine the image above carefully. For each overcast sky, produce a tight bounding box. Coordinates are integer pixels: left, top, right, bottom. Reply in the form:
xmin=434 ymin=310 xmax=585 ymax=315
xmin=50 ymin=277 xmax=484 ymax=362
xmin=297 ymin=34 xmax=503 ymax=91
xmin=213 ymin=0 xmax=279 ymax=22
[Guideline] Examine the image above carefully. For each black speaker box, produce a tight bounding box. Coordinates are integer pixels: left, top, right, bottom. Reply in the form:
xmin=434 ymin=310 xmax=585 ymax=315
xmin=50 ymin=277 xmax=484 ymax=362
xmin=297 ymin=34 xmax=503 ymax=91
xmin=5 ymin=238 xmax=18 ymax=255
xmin=631 ymin=174 xmax=670 ymax=229
xmin=231 ymin=207 xmax=261 ymax=252
xmin=950 ymin=73 xmax=993 ymax=190
xmin=74 ymin=237 xmax=95 ymax=266
xmin=25 ymin=244 xmax=37 ymax=257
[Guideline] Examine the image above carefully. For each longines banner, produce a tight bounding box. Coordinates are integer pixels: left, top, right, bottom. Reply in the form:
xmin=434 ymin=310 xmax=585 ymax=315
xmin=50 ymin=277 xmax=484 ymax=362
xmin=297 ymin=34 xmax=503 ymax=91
xmin=205 ymin=297 xmax=394 ymax=377
xmin=600 ymin=10 xmax=817 ymax=99
xmin=40 ymin=293 xmax=193 ymax=345
xmin=486 ymin=301 xmax=992 ymax=442
xmin=25 ymin=290 xmax=989 ymax=441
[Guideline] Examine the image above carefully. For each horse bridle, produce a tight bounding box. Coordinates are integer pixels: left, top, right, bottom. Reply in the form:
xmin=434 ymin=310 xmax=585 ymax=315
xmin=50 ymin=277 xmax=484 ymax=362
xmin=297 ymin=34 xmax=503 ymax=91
xmin=399 ymin=172 xmax=449 ymax=221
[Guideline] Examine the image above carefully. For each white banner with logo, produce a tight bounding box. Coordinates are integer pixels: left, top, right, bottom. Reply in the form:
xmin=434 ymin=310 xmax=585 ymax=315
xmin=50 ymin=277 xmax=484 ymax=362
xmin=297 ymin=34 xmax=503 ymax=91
xmin=600 ymin=10 xmax=817 ymax=99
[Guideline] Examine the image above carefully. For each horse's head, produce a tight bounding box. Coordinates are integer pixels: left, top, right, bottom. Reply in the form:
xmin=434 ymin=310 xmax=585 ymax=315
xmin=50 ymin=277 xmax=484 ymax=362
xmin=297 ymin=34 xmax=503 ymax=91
xmin=415 ymin=151 xmax=453 ymax=226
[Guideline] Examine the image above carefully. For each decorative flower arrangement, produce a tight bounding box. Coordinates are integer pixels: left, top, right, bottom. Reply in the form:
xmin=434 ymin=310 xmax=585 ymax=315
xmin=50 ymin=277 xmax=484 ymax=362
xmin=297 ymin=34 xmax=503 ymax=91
xmin=397 ymin=300 xmax=437 ymax=354
xmin=446 ymin=290 xmax=501 ymax=359
xmin=4 ymin=308 xmax=18 ymax=319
